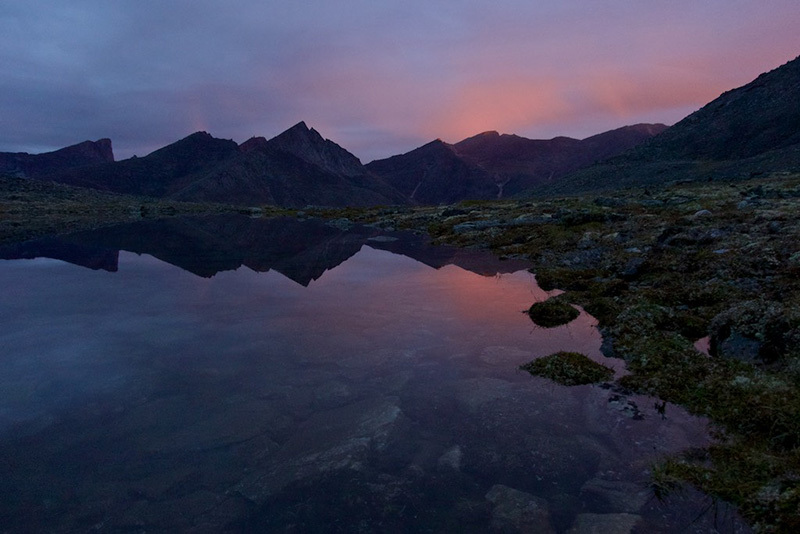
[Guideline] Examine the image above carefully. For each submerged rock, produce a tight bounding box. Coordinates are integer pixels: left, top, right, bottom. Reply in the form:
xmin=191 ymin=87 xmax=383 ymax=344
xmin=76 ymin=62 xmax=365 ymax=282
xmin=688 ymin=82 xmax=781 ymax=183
xmin=437 ymin=445 xmax=463 ymax=471
xmin=485 ymin=484 xmax=555 ymax=533
xmin=567 ymin=512 xmax=641 ymax=533
xmin=580 ymin=478 xmax=650 ymax=514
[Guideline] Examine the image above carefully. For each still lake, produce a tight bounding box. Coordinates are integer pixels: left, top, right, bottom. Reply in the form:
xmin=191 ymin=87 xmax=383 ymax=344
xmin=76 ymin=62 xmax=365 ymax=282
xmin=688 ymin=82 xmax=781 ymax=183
xmin=0 ymin=216 xmax=748 ymax=532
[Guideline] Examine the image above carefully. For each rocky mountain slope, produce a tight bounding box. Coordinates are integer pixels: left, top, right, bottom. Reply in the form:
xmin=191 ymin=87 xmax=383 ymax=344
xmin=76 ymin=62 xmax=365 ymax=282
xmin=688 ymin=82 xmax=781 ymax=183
xmin=365 ymin=140 xmax=498 ymax=204
xmin=367 ymin=124 xmax=666 ymax=203
xmin=0 ymin=139 xmax=114 ymax=178
xmin=541 ymin=55 xmax=800 ymax=195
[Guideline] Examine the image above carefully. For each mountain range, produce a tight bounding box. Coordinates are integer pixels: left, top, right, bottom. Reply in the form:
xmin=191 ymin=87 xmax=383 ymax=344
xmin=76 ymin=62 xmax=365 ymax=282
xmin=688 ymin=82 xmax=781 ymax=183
xmin=1 ymin=121 xmax=663 ymax=207
xmin=2 ymin=54 xmax=798 ymax=205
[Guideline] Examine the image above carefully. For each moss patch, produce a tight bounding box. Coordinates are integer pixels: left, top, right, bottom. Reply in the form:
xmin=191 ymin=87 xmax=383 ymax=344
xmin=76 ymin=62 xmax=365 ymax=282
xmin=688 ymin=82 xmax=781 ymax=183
xmin=520 ymin=351 xmax=614 ymax=386
xmin=526 ymin=298 xmax=580 ymax=327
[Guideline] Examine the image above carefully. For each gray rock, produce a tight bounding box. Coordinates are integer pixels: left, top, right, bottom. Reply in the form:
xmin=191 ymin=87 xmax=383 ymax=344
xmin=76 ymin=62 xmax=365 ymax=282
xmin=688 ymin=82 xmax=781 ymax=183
xmin=718 ymin=331 xmax=763 ymax=363
xmin=453 ymin=220 xmax=503 ymax=234
xmin=692 ymin=209 xmax=712 ymax=218
xmin=485 ymin=484 xmax=555 ymax=533
xmin=235 ymin=397 xmax=403 ymax=500
xmin=326 ymin=218 xmax=354 ymax=230
xmin=437 ymin=445 xmax=463 ymax=471
xmin=622 ymin=257 xmax=645 ymax=278
xmin=567 ymin=513 xmax=641 ymax=533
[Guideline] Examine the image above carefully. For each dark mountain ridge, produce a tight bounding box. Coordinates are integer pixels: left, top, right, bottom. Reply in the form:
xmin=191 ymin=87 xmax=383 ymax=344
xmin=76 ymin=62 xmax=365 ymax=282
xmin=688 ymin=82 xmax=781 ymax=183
xmin=365 ymin=139 xmax=499 ymax=204
xmin=367 ymin=123 xmax=667 ymax=203
xmin=267 ymin=121 xmax=365 ymax=177
xmin=541 ymin=55 xmax=800 ymax=195
xmin=32 ymin=123 xmax=404 ymax=207
xmin=0 ymin=139 xmax=114 ymax=179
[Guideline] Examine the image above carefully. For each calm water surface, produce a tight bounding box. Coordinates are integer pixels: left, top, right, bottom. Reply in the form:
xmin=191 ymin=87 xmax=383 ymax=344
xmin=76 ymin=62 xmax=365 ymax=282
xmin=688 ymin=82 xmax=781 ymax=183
xmin=0 ymin=217 xmax=749 ymax=532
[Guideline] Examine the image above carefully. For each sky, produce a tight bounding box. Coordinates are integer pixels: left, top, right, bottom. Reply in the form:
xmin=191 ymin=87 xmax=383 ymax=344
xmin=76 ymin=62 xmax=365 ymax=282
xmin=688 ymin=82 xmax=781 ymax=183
xmin=1 ymin=1 xmax=798 ymax=163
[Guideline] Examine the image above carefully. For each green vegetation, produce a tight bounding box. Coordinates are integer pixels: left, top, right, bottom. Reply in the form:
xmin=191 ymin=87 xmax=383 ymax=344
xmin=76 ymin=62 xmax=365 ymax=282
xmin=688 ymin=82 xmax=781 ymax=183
xmin=526 ymin=297 xmax=580 ymax=327
xmin=520 ymin=351 xmax=613 ymax=386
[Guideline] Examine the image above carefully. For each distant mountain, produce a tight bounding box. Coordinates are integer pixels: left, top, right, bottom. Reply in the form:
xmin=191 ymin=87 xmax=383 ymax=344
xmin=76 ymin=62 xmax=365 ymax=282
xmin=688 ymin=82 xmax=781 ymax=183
xmin=541 ymin=55 xmax=800 ymax=195
xmin=0 ymin=139 xmax=114 ymax=178
xmin=267 ymin=121 xmax=365 ymax=177
xmin=36 ymin=123 xmax=405 ymax=207
xmin=367 ymin=124 xmax=666 ymax=203
xmin=365 ymin=140 xmax=498 ymax=204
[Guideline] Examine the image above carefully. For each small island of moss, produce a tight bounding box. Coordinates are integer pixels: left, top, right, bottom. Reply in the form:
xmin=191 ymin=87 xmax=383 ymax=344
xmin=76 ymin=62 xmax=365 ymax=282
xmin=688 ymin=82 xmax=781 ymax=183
xmin=526 ymin=298 xmax=580 ymax=328
xmin=520 ymin=351 xmax=614 ymax=386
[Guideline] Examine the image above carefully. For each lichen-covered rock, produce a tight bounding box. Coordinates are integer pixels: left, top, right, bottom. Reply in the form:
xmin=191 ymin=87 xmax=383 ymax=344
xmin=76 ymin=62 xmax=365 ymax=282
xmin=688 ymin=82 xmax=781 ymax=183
xmin=709 ymin=300 xmax=794 ymax=364
xmin=520 ymin=352 xmax=614 ymax=386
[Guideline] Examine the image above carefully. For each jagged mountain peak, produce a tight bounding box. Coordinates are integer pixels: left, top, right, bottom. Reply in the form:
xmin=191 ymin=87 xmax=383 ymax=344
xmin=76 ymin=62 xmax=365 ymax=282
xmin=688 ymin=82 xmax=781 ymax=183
xmin=267 ymin=121 xmax=365 ymax=177
xmin=145 ymin=131 xmax=239 ymax=160
xmin=239 ymin=136 xmax=269 ymax=153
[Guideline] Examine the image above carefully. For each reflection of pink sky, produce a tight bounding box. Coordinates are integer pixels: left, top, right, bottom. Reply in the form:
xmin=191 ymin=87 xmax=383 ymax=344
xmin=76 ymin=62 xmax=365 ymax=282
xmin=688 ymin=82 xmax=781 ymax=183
xmin=289 ymin=247 xmax=605 ymax=364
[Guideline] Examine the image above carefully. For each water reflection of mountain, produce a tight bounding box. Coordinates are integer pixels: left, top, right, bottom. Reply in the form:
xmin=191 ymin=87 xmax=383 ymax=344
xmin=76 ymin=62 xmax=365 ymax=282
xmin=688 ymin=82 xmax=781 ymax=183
xmin=0 ymin=215 xmax=528 ymax=285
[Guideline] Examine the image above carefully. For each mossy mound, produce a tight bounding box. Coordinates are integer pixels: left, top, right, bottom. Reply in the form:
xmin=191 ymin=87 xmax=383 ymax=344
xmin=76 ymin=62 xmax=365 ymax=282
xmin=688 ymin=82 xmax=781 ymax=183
xmin=527 ymin=298 xmax=580 ymax=327
xmin=520 ymin=351 xmax=614 ymax=386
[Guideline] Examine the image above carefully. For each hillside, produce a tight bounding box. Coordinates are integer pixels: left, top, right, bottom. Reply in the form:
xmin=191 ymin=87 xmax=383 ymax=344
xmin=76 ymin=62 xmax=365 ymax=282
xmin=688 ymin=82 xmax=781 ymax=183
xmin=365 ymin=140 xmax=498 ymax=204
xmin=540 ymin=55 xmax=800 ymax=195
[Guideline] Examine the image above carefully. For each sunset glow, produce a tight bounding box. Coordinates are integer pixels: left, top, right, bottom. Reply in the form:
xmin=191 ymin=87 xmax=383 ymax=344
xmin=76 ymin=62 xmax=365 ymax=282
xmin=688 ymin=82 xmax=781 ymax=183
xmin=0 ymin=1 xmax=798 ymax=161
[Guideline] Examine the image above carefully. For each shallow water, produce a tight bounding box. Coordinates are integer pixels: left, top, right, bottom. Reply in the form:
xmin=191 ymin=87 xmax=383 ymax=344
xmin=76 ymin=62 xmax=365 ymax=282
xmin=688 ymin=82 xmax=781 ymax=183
xmin=0 ymin=216 xmax=749 ymax=532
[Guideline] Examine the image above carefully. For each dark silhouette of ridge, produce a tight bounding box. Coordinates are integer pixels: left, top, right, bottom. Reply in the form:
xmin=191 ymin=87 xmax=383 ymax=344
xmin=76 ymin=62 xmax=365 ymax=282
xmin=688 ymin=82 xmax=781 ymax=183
xmin=367 ymin=124 xmax=666 ymax=203
xmin=0 ymin=139 xmax=114 ymax=179
xmin=365 ymin=139 xmax=498 ymax=204
xmin=541 ymin=54 xmax=800 ymax=195
xmin=267 ymin=121 xmax=366 ymax=177
xmin=31 ymin=125 xmax=405 ymax=207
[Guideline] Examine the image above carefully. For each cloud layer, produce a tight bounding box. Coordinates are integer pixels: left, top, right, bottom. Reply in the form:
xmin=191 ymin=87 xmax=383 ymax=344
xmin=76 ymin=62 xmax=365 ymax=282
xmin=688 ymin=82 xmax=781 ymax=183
xmin=1 ymin=1 xmax=798 ymax=161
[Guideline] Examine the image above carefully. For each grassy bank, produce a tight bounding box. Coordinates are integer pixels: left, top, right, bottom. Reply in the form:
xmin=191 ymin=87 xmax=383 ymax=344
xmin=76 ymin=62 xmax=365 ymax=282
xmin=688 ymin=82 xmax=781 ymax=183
xmin=0 ymin=176 xmax=269 ymax=245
